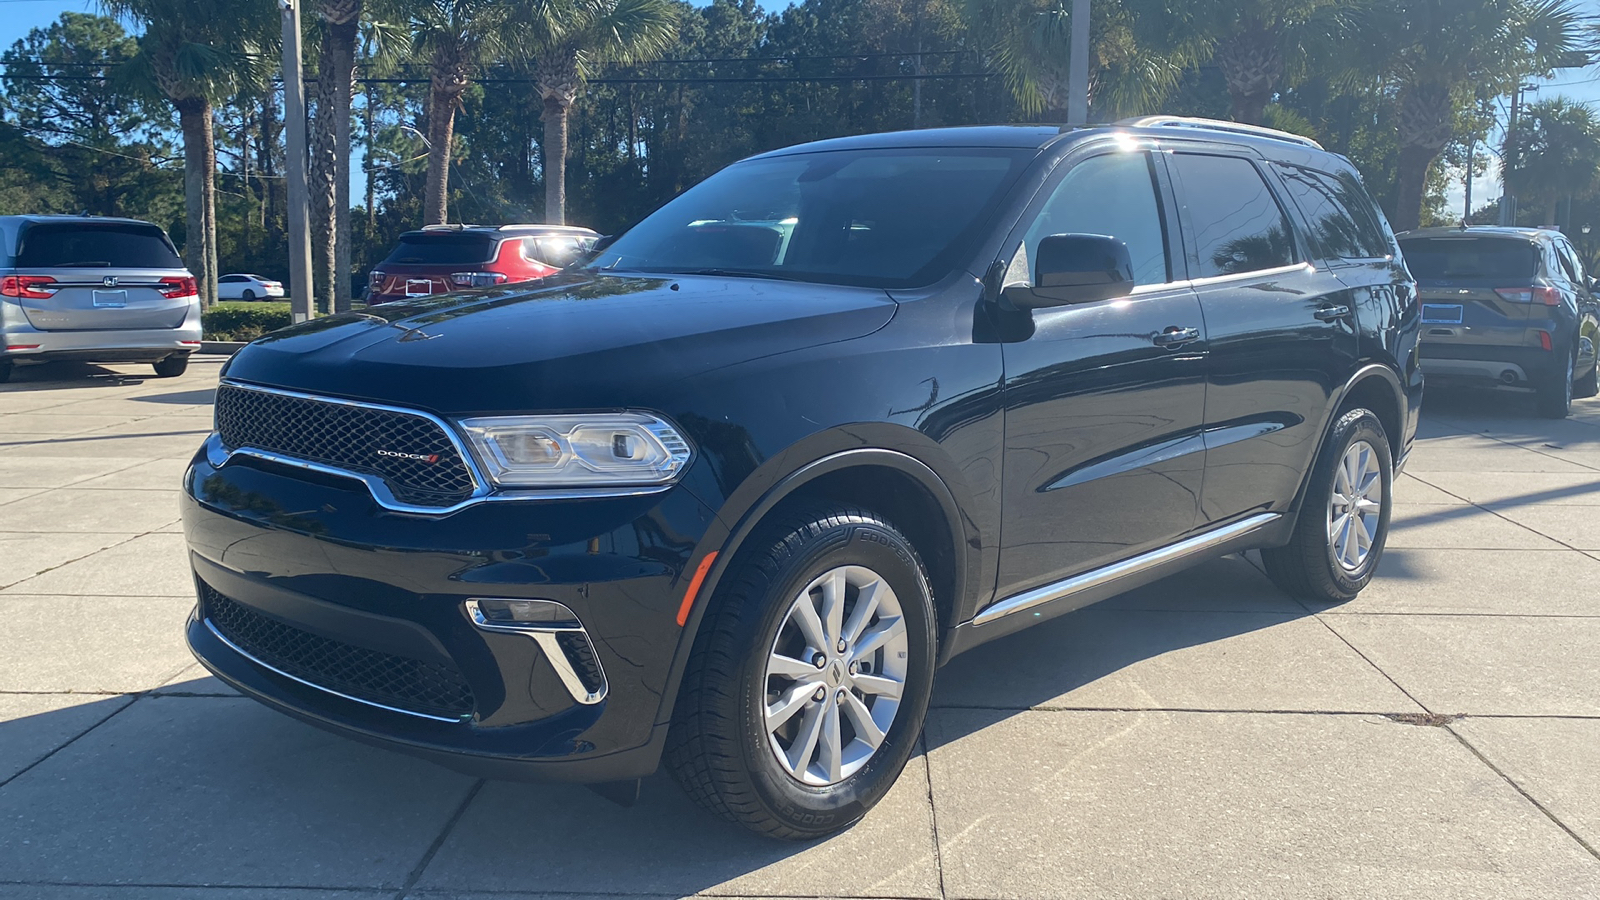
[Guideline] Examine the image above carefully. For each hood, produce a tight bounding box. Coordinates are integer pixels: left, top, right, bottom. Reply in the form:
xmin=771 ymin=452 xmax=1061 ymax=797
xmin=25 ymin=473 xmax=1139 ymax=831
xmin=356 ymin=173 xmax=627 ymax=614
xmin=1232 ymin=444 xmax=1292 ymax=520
xmin=222 ymin=272 xmax=897 ymax=414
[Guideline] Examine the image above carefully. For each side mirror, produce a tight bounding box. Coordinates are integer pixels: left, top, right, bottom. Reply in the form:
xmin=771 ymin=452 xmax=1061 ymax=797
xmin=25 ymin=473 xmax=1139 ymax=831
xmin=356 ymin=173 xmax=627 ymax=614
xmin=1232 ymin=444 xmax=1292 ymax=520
xmin=1005 ymin=233 xmax=1136 ymax=310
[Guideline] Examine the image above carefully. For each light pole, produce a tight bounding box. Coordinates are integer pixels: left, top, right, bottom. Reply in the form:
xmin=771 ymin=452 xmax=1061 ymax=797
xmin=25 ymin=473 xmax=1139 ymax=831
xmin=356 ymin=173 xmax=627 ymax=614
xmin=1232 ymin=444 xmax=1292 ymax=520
xmin=1066 ymin=0 xmax=1090 ymax=126
xmin=280 ymin=0 xmax=314 ymax=324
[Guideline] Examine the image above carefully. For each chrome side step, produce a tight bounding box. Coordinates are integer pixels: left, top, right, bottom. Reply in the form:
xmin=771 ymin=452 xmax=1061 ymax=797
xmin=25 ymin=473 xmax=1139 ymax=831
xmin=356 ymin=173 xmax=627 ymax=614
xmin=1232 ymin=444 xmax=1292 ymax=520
xmin=972 ymin=513 xmax=1282 ymax=627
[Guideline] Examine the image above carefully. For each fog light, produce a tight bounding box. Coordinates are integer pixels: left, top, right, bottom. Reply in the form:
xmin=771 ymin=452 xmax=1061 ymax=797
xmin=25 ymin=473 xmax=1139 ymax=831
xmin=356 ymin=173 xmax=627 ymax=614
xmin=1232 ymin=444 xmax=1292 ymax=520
xmin=469 ymin=597 xmax=579 ymax=628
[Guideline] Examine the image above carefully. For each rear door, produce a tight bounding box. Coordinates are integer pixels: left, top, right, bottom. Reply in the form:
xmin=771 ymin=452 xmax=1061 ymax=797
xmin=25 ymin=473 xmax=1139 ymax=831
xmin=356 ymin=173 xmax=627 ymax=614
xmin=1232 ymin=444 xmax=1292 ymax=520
xmin=12 ymin=221 xmax=192 ymax=331
xmin=1397 ymin=235 xmax=1540 ymax=352
xmin=1165 ymin=149 xmax=1359 ymax=523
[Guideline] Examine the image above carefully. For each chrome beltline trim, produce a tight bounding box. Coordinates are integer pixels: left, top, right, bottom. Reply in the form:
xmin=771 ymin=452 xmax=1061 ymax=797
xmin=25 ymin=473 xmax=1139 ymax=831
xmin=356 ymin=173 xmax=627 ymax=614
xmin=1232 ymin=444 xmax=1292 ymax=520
xmin=210 ymin=379 xmax=676 ymax=515
xmin=203 ymin=617 xmax=469 ymax=724
xmin=464 ymin=600 xmax=609 ymax=705
xmin=972 ymin=512 xmax=1282 ymax=627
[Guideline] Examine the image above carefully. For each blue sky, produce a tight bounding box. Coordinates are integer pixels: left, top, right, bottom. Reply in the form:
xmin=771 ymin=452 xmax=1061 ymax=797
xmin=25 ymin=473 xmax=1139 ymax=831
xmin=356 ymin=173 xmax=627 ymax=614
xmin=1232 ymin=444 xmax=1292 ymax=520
xmin=2 ymin=0 xmax=1598 ymax=214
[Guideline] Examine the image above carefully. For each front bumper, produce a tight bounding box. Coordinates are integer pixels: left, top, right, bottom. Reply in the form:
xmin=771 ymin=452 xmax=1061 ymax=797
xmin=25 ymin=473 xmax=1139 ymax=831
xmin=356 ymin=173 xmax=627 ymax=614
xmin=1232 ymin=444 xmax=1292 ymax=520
xmin=181 ymin=437 xmax=718 ymax=782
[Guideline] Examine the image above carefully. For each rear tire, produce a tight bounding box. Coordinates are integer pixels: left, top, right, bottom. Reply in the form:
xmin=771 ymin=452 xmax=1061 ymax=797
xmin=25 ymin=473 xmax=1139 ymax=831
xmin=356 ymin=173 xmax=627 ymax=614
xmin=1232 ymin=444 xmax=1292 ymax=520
xmin=152 ymin=354 xmax=189 ymax=378
xmin=241 ymin=289 xmax=256 ymax=301
xmin=1262 ymin=409 xmax=1393 ymax=604
xmin=1575 ymin=354 xmax=1599 ymax=399
xmin=665 ymin=504 xmax=937 ymax=840
xmin=1535 ymin=348 xmax=1575 ymax=419
xmin=0 ymin=359 xmax=11 ymax=384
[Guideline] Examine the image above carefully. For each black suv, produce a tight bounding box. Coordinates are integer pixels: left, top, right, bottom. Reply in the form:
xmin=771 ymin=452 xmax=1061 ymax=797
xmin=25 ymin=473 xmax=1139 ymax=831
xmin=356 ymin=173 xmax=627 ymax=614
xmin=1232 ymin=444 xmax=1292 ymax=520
xmin=182 ymin=118 xmax=1421 ymax=839
xmin=1396 ymin=226 xmax=1600 ymax=417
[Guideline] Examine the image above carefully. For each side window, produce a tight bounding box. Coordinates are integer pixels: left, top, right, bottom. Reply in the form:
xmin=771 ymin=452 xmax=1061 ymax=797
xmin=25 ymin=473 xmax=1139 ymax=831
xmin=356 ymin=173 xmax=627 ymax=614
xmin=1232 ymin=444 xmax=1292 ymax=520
xmin=1018 ymin=151 xmax=1169 ymax=286
xmin=1557 ymin=240 xmax=1584 ymax=285
xmin=1169 ymin=153 xmax=1298 ymax=278
xmin=1275 ymin=165 xmax=1390 ymax=261
xmin=536 ymin=237 xmax=583 ymax=268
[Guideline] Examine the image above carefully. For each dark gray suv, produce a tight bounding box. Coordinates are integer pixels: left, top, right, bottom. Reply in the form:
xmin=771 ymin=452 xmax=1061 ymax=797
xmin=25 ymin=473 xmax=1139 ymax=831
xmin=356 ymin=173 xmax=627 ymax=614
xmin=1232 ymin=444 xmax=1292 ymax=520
xmin=0 ymin=215 xmax=202 ymax=383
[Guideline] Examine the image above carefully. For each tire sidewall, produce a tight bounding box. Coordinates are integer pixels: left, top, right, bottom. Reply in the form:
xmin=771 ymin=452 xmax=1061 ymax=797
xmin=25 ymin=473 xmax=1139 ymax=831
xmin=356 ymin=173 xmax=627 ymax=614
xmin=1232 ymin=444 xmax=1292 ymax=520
xmin=734 ymin=517 xmax=936 ymax=834
xmin=1317 ymin=411 xmax=1393 ymax=595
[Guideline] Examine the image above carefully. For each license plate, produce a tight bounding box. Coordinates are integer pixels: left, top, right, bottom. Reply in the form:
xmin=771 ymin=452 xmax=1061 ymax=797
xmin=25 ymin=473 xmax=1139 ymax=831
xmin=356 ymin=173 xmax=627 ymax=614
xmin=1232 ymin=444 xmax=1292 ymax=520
xmin=405 ymin=280 xmax=433 ymax=297
xmin=92 ymin=290 xmax=127 ymax=308
xmin=1421 ymin=303 xmax=1463 ymax=324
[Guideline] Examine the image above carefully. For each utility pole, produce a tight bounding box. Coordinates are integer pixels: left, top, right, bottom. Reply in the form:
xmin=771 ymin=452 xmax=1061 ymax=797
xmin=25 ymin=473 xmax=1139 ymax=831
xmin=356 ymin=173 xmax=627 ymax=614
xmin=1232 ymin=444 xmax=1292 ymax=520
xmin=1066 ymin=0 xmax=1090 ymax=126
xmin=280 ymin=0 xmax=315 ymax=324
xmin=1500 ymin=83 xmax=1537 ymax=227
xmin=1463 ymin=138 xmax=1473 ymax=225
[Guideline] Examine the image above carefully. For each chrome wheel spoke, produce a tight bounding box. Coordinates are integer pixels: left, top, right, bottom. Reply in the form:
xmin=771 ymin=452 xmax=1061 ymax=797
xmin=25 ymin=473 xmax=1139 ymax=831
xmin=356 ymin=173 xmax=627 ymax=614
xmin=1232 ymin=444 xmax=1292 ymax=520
xmin=852 ymin=615 xmax=905 ymax=660
xmin=791 ymin=597 xmax=828 ymax=655
xmin=842 ymin=691 xmax=886 ymax=749
xmin=768 ymin=652 xmax=820 ymax=680
xmin=817 ymin=697 xmax=844 ymax=783
xmin=819 ymin=569 xmax=846 ymax=648
xmin=853 ymin=673 xmax=903 ymax=699
xmin=765 ymin=680 xmax=816 ymax=731
xmin=841 ymin=577 xmax=883 ymax=645
xmin=1329 ymin=440 xmax=1384 ymax=573
xmin=784 ymin=701 xmax=826 ymax=777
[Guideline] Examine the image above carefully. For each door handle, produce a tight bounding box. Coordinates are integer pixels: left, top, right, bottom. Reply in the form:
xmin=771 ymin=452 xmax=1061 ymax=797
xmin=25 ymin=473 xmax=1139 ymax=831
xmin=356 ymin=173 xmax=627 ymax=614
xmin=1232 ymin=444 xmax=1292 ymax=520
xmin=1314 ymin=304 xmax=1351 ymax=322
xmin=1152 ymin=326 xmax=1201 ymax=348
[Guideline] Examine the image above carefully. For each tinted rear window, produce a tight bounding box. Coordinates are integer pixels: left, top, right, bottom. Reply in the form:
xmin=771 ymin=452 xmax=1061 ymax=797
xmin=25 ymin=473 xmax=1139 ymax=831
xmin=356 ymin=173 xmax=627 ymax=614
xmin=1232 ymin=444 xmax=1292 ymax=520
xmin=384 ymin=234 xmax=496 ymax=265
xmin=1398 ymin=238 xmax=1538 ymax=281
xmin=16 ymin=222 xmax=182 ymax=268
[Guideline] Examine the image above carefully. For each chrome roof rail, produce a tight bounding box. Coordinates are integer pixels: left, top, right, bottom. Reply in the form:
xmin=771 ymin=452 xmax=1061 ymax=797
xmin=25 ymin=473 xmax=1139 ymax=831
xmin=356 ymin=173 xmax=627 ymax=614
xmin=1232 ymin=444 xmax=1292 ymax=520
xmin=1114 ymin=116 xmax=1324 ymax=150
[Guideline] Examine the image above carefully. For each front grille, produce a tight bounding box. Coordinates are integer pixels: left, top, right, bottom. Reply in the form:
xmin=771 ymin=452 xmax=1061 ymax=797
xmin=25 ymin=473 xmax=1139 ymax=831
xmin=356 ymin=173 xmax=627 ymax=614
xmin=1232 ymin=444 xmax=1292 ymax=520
xmin=202 ymin=583 xmax=475 ymax=719
xmin=214 ymin=383 xmax=476 ymax=507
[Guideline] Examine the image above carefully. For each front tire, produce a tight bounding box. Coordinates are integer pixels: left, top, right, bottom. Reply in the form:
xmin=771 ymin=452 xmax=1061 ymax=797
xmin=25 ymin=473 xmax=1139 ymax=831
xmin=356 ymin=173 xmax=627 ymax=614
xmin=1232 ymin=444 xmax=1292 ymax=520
xmin=1262 ymin=409 xmax=1393 ymax=604
xmin=0 ymin=358 xmax=11 ymax=383
xmin=665 ymin=504 xmax=937 ymax=840
xmin=1574 ymin=352 xmax=1598 ymax=399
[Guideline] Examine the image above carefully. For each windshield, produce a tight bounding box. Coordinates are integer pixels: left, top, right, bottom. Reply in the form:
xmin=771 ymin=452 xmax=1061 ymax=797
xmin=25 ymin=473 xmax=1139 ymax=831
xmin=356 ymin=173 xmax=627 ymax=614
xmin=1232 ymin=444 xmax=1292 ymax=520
xmin=587 ymin=148 xmax=1033 ymax=289
xmin=16 ymin=222 xmax=182 ymax=269
xmin=1399 ymin=237 xmax=1538 ymax=281
xmin=384 ymin=234 xmax=496 ymax=265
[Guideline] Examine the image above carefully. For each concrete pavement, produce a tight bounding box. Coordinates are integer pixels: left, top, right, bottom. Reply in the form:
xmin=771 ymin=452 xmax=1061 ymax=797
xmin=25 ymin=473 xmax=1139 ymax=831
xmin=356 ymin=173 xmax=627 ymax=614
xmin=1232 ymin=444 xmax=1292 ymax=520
xmin=1 ymin=359 xmax=1597 ymax=898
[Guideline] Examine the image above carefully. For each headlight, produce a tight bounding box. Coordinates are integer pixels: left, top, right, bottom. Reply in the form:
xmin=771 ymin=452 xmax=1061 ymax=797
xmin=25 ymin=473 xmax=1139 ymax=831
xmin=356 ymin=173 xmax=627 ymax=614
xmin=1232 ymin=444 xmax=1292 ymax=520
xmin=458 ymin=412 xmax=692 ymax=488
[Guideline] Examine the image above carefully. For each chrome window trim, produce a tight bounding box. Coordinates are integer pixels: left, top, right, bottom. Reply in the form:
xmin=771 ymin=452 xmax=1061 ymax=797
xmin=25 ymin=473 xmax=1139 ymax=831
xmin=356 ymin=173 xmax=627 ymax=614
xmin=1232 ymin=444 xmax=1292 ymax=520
xmin=203 ymin=617 xmax=470 ymax=724
xmin=209 ymin=379 xmax=676 ymax=515
xmin=1184 ymin=262 xmax=1312 ymax=290
xmin=972 ymin=512 xmax=1282 ymax=626
xmin=464 ymin=599 xmax=609 ymax=705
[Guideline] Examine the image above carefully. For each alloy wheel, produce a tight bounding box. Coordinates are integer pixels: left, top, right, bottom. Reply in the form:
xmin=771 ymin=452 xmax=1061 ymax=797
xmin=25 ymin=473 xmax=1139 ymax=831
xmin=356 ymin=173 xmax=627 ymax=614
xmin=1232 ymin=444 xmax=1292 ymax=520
xmin=763 ymin=565 xmax=908 ymax=786
xmin=1327 ymin=439 xmax=1383 ymax=573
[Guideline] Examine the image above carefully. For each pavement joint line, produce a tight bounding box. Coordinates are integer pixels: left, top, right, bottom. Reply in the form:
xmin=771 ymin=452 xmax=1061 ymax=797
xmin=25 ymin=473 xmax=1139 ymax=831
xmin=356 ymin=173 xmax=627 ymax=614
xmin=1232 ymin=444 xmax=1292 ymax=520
xmin=0 ymin=454 xmax=152 ymax=491
xmin=1312 ymin=610 xmax=1600 ymax=618
xmin=1406 ymin=471 xmax=1600 ymax=554
xmin=917 ymin=731 xmax=948 ymax=900
xmin=1430 ymin=414 xmax=1600 ymax=468
xmin=0 ymin=880 xmax=386 ymax=894
xmin=1443 ymin=723 xmax=1600 ymax=863
xmin=0 ymin=693 xmax=136 ymax=791
xmin=0 ymin=531 xmax=145 ymax=592
xmin=1292 ymin=612 xmax=1433 ymax=715
xmin=0 ymin=689 xmax=238 ymax=698
xmin=394 ymin=777 xmax=486 ymax=900
xmin=930 ymin=704 xmax=1444 ymax=716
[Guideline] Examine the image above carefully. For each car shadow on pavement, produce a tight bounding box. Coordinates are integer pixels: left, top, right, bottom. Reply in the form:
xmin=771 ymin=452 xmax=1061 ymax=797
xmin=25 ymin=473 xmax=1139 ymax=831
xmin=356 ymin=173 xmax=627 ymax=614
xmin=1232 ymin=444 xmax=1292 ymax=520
xmin=0 ymin=361 xmax=155 ymax=390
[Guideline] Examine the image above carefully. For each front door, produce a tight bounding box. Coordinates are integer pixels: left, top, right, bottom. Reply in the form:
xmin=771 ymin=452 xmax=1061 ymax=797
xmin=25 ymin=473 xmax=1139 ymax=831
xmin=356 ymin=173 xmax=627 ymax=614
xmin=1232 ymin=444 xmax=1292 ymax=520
xmin=993 ymin=147 xmax=1208 ymax=603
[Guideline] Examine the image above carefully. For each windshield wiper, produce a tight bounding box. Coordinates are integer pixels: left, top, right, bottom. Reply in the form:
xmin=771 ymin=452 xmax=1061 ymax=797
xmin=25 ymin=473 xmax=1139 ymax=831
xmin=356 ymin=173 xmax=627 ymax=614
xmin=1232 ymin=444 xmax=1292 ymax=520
xmin=672 ymin=267 xmax=805 ymax=282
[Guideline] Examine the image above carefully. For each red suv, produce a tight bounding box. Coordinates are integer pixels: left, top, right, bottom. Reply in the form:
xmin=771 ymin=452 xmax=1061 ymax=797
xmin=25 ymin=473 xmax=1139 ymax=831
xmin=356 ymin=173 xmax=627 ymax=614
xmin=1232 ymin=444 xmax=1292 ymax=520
xmin=367 ymin=224 xmax=599 ymax=304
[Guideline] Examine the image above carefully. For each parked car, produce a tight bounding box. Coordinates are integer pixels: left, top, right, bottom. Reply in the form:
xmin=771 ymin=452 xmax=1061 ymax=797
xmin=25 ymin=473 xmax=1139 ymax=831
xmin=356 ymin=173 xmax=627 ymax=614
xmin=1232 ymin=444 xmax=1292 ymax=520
xmin=1396 ymin=226 xmax=1600 ymax=417
xmin=182 ymin=118 xmax=1420 ymax=839
xmin=366 ymin=224 xmax=599 ymax=304
xmin=0 ymin=215 xmax=200 ymax=383
xmin=218 ymin=273 xmax=284 ymax=301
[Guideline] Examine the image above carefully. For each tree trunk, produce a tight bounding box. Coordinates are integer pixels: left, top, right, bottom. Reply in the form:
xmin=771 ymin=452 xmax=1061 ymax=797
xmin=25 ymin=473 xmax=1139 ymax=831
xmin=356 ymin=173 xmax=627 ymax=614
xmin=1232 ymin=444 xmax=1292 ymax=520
xmin=176 ymin=98 xmax=209 ymax=306
xmin=543 ymin=97 xmax=569 ymax=226
xmin=1393 ymin=80 xmax=1455 ymax=233
xmin=423 ymin=87 xmax=456 ymax=226
xmin=1214 ymin=24 xmax=1282 ymax=127
xmin=331 ymin=17 xmax=357 ymax=313
xmin=201 ymin=100 xmax=217 ymax=309
xmin=364 ymin=82 xmax=376 ymax=230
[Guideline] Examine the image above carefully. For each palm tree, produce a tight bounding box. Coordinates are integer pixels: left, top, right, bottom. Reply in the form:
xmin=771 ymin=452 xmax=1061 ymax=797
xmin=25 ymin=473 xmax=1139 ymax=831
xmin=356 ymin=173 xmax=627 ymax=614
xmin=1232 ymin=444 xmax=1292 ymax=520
xmin=309 ymin=0 xmax=363 ymax=314
xmin=1502 ymin=97 xmax=1600 ymax=225
xmin=964 ymin=0 xmax=1192 ymax=121
xmin=1128 ymin=0 xmax=1362 ymax=127
xmin=383 ymin=0 xmax=510 ymax=226
xmin=102 ymin=0 xmax=275 ymax=306
xmin=1368 ymin=0 xmax=1586 ymax=232
xmin=519 ymin=0 xmax=678 ymax=225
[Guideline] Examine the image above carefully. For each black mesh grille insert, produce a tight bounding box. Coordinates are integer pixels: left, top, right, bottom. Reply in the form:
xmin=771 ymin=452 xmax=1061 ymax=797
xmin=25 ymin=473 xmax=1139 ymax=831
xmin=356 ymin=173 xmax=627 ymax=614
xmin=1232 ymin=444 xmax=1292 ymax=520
xmin=214 ymin=383 xmax=476 ymax=507
xmin=202 ymin=583 xmax=475 ymax=719
xmin=555 ymin=631 xmax=606 ymax=695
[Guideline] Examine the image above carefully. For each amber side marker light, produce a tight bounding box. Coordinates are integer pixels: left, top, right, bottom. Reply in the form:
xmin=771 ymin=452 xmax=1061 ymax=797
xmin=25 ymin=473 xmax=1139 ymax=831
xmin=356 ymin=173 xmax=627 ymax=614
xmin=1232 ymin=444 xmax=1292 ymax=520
xmin=676 ymin=550 xmax=720 ymax=627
